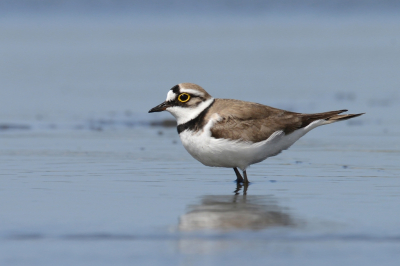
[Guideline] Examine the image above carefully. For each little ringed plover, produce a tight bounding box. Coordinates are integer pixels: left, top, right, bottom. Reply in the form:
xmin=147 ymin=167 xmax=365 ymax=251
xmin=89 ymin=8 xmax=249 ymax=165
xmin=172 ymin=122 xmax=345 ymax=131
xmin=149 ymin=83 xmax=364 ymax=183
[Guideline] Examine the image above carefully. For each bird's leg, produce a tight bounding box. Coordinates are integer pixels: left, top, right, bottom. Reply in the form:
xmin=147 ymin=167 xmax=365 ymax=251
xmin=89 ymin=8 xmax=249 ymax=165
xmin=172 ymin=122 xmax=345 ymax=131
xmin=233 ymin=167 xmax=244 ymax=183
xmin=243 ymin=170 xmax=250 ymax=184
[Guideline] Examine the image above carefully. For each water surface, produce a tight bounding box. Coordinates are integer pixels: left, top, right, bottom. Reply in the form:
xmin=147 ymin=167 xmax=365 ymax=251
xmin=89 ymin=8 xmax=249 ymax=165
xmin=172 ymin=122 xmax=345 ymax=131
xmin=1 ymin=11 xmax=400 ymax=266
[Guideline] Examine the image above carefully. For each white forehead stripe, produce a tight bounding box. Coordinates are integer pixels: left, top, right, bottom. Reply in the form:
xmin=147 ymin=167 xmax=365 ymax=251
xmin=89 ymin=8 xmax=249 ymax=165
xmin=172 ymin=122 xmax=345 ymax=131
xmin=180 ymin=88 xmax=204 ymax=97
xmin=166 ymin=90 xmax=177 ymax=102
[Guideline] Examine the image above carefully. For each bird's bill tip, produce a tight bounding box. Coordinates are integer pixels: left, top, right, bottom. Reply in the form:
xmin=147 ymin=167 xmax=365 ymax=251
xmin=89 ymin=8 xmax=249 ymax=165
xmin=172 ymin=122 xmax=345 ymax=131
xmin=148 ymin=102 xmax=169 ymax=113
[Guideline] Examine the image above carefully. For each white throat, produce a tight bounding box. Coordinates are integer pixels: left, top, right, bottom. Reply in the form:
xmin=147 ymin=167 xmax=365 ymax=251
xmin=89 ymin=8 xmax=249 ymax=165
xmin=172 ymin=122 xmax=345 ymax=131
xmin=167 ymin=98 xmax=214 ymax=125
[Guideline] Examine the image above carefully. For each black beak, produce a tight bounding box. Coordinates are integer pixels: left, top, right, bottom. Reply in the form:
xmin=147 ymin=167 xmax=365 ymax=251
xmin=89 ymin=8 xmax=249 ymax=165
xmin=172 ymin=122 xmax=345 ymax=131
xmin=148 ymin=101 xmax=171 ymax=113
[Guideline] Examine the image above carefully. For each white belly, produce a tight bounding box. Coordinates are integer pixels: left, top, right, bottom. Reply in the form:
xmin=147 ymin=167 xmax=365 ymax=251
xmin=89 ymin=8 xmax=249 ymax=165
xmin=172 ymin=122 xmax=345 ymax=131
xmin=179 ymin=119 xmax=326 ymax=170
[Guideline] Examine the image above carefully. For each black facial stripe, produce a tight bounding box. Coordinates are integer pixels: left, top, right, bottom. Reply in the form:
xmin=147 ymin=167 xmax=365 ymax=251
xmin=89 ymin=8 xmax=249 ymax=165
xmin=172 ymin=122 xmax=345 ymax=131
xmin=170 ymin=84 xmax=206 ymax=101
xmin=174 ymin=94 xmax=203 ymax=107
xmin=177 ymin=99 xmax=215 ymax=134
xmin=171 ymin=93 xmax=193 ymax=104
xmin=171 ymin=85 xmax=180 ymax=94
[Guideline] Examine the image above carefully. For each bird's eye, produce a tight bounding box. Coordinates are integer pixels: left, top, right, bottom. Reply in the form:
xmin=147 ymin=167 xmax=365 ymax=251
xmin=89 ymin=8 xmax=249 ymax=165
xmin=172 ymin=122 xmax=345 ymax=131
xmin=178 ymin=93 xmax=190 ymax=103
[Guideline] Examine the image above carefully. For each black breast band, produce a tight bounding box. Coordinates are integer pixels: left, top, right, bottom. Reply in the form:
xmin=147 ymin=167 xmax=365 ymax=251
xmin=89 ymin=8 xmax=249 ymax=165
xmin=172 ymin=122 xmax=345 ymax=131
xmin=177 ymin=100 xmax=215 ymax=134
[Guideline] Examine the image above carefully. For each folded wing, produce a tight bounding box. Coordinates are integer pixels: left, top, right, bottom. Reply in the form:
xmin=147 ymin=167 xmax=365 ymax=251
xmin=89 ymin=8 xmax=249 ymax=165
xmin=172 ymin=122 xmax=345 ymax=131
xmin=208 ymin=99 xmax=363 ymax=143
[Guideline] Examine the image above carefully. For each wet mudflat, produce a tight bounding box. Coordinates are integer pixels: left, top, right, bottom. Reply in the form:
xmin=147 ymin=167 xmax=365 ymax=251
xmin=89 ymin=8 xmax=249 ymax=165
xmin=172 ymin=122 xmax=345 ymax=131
xmin=1 ymin=11 xmax=400 ymax=266
xmin=1 ymin=122 xmax=400 ymax=265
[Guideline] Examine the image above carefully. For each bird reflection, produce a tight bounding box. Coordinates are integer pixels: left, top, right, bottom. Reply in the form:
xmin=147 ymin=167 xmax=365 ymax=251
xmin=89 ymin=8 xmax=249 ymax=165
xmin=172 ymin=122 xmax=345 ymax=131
xmin=234 ymin=182 xmax=248 ymax=195
xmin=179 ymin=189 xmax=294 ymax=231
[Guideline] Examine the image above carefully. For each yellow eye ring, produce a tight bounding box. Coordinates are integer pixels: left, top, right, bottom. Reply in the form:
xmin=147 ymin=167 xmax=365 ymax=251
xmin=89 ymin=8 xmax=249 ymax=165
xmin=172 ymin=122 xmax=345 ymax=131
xmin=178 ymin=93 xmax=191 ymax=103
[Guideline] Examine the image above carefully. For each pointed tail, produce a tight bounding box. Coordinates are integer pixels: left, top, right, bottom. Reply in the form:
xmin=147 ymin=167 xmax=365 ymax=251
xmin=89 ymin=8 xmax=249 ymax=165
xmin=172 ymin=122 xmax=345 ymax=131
xmin=324 ymin=111 xmax=365 ymax=124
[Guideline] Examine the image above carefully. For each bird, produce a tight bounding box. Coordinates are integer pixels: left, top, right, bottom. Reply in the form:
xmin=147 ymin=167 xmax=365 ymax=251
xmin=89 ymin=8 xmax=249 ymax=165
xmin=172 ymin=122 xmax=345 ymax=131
xmin=149 ymin=83 xmax=364 ymax=184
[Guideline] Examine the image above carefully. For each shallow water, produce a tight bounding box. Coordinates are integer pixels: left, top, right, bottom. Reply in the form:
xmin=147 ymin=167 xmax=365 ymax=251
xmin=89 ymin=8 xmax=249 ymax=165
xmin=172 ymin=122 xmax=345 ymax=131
xmin=1 ymin=11 xmax=400 ymax=266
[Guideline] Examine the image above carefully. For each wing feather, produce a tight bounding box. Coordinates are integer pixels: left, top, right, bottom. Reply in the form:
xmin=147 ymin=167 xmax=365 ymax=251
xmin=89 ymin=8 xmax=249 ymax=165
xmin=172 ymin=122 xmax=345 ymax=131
xmin=207 ymin=99 xmax=351 ymax=143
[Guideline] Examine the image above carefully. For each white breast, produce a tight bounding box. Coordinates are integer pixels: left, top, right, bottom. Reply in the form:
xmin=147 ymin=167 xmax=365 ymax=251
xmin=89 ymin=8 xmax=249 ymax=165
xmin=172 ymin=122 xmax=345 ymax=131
xmin=179 ymin=118 xmax=326 ymax=171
